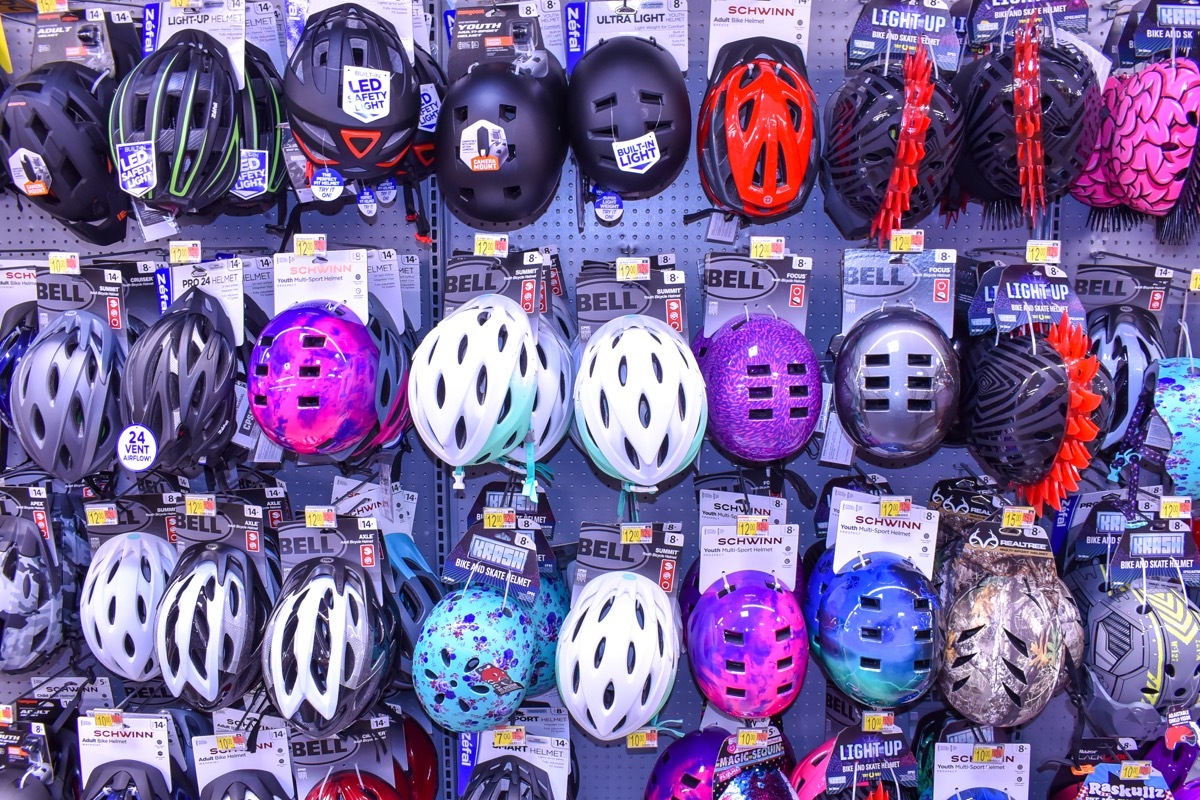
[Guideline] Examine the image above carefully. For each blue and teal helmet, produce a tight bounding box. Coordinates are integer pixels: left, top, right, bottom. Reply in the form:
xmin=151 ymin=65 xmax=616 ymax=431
xmin=383 ymin=533 xmax=443 ymax=690
xmin=527 ymin=566 xmax=570 ymax=698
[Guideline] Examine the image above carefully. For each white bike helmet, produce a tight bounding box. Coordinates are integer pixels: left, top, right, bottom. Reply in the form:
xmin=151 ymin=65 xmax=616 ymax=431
xmin=407 ymin=294 xmax=537 ymax=485
xmin=81 ymin=532 xmax=178 ymax=681
xmin=555 ymin=571 xmax=680 ymax=741
xmin=509 ymin=324 xmax=575 ymax=463
xmin=574 ymin=315 xmax=707 ymax=490
xmin=262 ymin=558 xmax=391 ymax=736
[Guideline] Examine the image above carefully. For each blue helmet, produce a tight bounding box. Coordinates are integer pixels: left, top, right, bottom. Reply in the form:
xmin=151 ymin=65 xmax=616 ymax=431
xmin=801 ymin=546 xmax=835 ymax=654
xmin=0 ymin=302 xmax=37 ymax=428
xmin=383 ymin=533 xmax=444 ymax=690
xmin=816 ymin=552 xmax=941 ymax=708
xmin=527 ymin=566 xmax=569 ymax=697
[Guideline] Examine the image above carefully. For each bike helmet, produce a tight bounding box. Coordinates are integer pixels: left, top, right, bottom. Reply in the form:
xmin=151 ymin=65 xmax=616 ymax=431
xmin=566 ymin=36 xmax=691 ymax=199
xmin=395 ymin=45 xmax=446 ymax=185
xmin=802 ymin=546 xmax=835 ymax=653
xmin=939 ymin=576 xmax=1064 ymax=727
xmin=700 ymin=314 xmax=821 ymax=463
xmin=395 ymin=714 xmax=438 ymax=800
xmin=822 ymin=57 xmax=963 ymax=241
xmin=680 ymin=559 xmax=701 ymax=649
xmin=222 ymin=44 xmax=286 ymax=214
xmin=1143 ymin=737 xmax=1198 ymax=791
xmin=0 ymin=302 xmax=37 ymax=429
xmin=11 ymin=310 xmax=123 ymax=484
xmin=285 ymin=4 xmax=420 ymax=181
xmin=687 ymin=570 xmax=807 ymax=718
xmin=304 ymin=772 xmax=404 ymax=800
xmin=790 ymin=738 xmax=834 ymax=800
xmin=816 ymin=552 xmax=940 ymax=708
xmin=527 ymin=566 xmax=569 ymax=697
xmin=248 ymin=301 xmax=379 ymax=455
xmin=462 ymin=757 xmax=552 ymax=800
xmin=1109 ymin=58 xmax=1200 ymax=215
xmin=262 ymin=558 xmax=391 ymax=736
xmin=962 ymin=332 xmax=1069 ymax=487
xmin=1070 ymin=75 xmax=1127 ymax=210
xmin=80 ymin=532 xmax=178 ymax=681
xmin=574 ymin=315 xmax=707 ymax=490
xmin=0 ymin=60 xmax=128 ymax=244
xmin=1088 ymin=305 xmax=1165 ymax=450
xmin=383 ymin=533 xmax=443 ymax=690
xmin=412 ymin=585 xmax=535 ymax=732
xmin=0 ymin=515 xmax=62 ymax=672
xmin=0 ymin=769 xmax=50 ymax=800
xmin=82 ymin=761 xmax=170 ymax=800
xmin=435 ymin=61 xmax=567 ymax=227
xmin=509 ymin=323 xmax=574 ymax=463
xmin=698 ymin=38 xmax=819 ymax=222
xmin=344 ymin=297 xmax=412 ymax=460
xmin=200 ymin=770 xmax=290 ymax=800
xmin=155 ymin=543 xmax=270 ymax=710
xmin=644 ymin=727 xmax=728 ymax=800
xmin=407 ymin=295 xmax=536 ymax=478
xmin=556 ymin=571 xmax=680 ymax=740
xmin=120 ymin=288 xmax=237 ymax=476
xmin=833 ymin=307 xmax=960 ymax=460
xmin=109 ymin=30 xmax=240 ymax=214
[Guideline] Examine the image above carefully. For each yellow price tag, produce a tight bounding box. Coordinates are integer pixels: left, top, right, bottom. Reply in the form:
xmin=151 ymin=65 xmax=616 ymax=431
xmin=620 ymin=525 xmax=652 ymax=544
xmin=93 ymin=710 xmax=121 ymax=727
xmin=169 ymin=241 xmax=201 ymax=264
xmin=1161 ymin=496 xmax=1193 ymax=519
xmin=879 ymin=496 xmax=911 ymax=518
xmin=1001 ymin=506 xmax=1036 ymax=529
xmin=36 ymin=0 xmax=63 ymax=11
xmin=474 ymin=234 xmax=509 ymax=258
xmin=492 ymin=726 xmax=525 ymax=747
xmin=304 ymin=506 xmax=335 ymax=528
xmin=294 ymin=234 xmax=326 ymax=257
xmin=1119 ymin=762 xmax=1151 ymax=780
xmin=184 ymin=494 xmax=215 ymax=517
xmin=85 ymin=505 xmax=117 ymax=527
xmin=0 ymin=705 xmax=14 ymax=725
xmin=1191 ymin=269 xmax=1200 ymax=292
xmin=482 ymin=507 xmax=516 ymax=529
xmin=615 ymin=258 xmax=651 ymax=281
xmin=749 ymin=236 xmax=785 ymax=260
xmin=215 ymin=734 xmax=240 ymax=751
xmin=736 ymin=729 xmax=767 ymax=749
xmin=861 ymin=712 xmax=893 ymax=732
xmin=626 ymin=729 xmax=659 ymax=749
xmin=736 ymin=515 xmax=767 ymax=536
xmin=972 ymin=745 xmax=1003 ymax=763
xmin=47 ymin=252 xmax=79 ymax=274
xmin=889 ymin=229 xmax=925 ymax=253
xmin=1025 ymin=239 xmax=1061 ymax=265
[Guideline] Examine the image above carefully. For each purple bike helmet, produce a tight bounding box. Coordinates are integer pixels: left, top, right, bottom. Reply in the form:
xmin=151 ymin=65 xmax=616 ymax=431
xmin=1180 ymin=779 xmax=1200 ymax=800
xmin=680 ymin=560 xmax=701 ymax=649
xmin=700 ymin=314 xmax=822 ymax=463
xmin=1143 ymin=738 xmax=1198 ymax=790
xmin=248 ymin=301 xmax=378 ymax=455
xmin=687 ymin=570 xmax=808 ymax=718
xmin=643 ymin=727 xmax=729 ymax=800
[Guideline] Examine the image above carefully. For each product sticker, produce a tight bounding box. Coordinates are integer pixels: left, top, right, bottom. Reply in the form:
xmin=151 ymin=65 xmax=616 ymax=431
xmin=131 ymin=199 xmax=180 ymax=241
xmin=832 ymin=499 xmax=938 ymax=578
xmin=331 ymin=477 xmax=401 ymax=525
xmin=707 ymin=0 xmax=811 ymax=77
xmin=31 ymin=677 xmax=114 ymax=715
xmin=273 ymin=249 xmax=368 ymax=323
xmin=343 ymin=65 xmax=391 ymax=122
xmin=232 ymin=149 xmax=269 ymax=199
xmin=847 ymin=0 xmax=960 ymax=73
xmin=143 ymin=1 xmax=248 ymax=87
xmin=573 ymin=522 xmax=684 ymax=601
xmin=593 ymin=190 xmax=623 ymax=222
xmin=933 ymin=743 xmax=1030 ymax=800
xmin=82 ymin=494 xmax=181 ymax=548
xmin=824 ymin=485 xmax=889 ymax=542
xmin=419 ymin=82 xmax=441 ymax=132
xmin=211 ymin=706 xmax=287 ymax=734
xmin=194 ymin=728 xmax=293 ymax=797
xmin=116 ymin=142 xmax=157 ymax=197
xmin=459 ymin=735 xmax=571 ymax=800
xmin=163 ymin=259 xmax=246 ymax=344
xmin=702 ymin=252 xmax=813 ymax=334
xmin=612 ymin=131 xmax=660 ymax=174
xmin=565 ymin=2 xmax=689 ymax=70
xmin=1074 ymin=262 xmax=1173 ymax=324
xmin=357 ymin=185 xmax=378 ymax=217
xmin=442 ymin=524 xmax=541 ymax=606
xmin=459 ymin=121 xmax=507 ymax=171
xmin=444 ymin=251 xmax=543 ymax=316
xmin=698 ymin=489 xmax=787 ymax=528
xmin=817 ymin=387 xmax=857 ymax=467
xmin=309 ymin=166 xmax=345 ymax=202
xmin=968 ymin=262 xmax=1086 ymax=336
xmin=375 ymin=177 xmax=399 ymax=204
xmin=840 ymin=249 xmax=957 ymax=336
xmin=574 ymin=256 xmax=686 ymax=341
xmin=8 ymin=148 xmax=50 ymax=196
xmin=246 ymin=0 xmax=287 ymax=72
xmin=967 ymin=0 xmax=1088 ymax=45
xmin=276 ymin=516 xmax=386 ymax=602
xmin=78 ymin=713 xmax=172 ymax=791
xmin=0 ymin=262 xmax=37 ymax=310
xmin=1080 ymin=762 xmax=1171 ymax=797
xmin=291 ymin=718 xmax=394 ymax=800
xmin=698 ymin=524 xmax=800 ymax=592
xmin=116 ymin=425 xmax=158 ymax=472
xmin=825 ymin=726 xmax=917 ymax=791
xmin=467 ymin=481 xmax=557 ymax=541
xmin=1109 ymin=519 xmax=1200 ymax=586
xmin=710 ymin=724 xmax=794 ymax=799
xmin=364 ymin=249 xmax=408 ymax=331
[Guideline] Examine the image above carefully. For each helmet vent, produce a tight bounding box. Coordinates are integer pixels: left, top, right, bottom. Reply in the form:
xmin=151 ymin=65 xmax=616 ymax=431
xmin=861 ymin=626 xmax=881 ymax=641
xmin=914 ymin=628 xmax=932 ymax=642
xmin=865 ymin=376 xmax=889 ymax=389
xmin=789 ymin=384 xmax=809 ymax=398
xmin=1002 ymin=658 xmax=1026 ymax=684
xmin=748 ymin=387 xmax=772 ymax=399
xmin=865 ymin=399 xmax=889 ymax=411
xmin=297 ymin=396 xmax=319 ymax=408
xmin=724 ymin=630 xmax=744 ymax=646
xmin=592 ymin=93 xmax=617 ymax=113
xmin=748 ymin=409 xmax=772 ymax=420
xmin=860 ymin=595 xmax=881 ymax=610
xmin=301 ymin=335 xmax=326 ymax=348
xmin=865 ymin=354 xmax=889 ymax=366
xmin=787 ymin=363 xmax=807 ymax=376
xmin=299 ymin=366 xmax=320 ymax=378
xmin=908 ymin=399 xmax=933 ymax=412
xmin=860 ymin=657 xmax=881 ymax=671
xmin=908 ymin=353 xmax=932 ymax=367
xmin=746 ymin=364 xmax=770 ymax=377
xmin=499 ymin=104 xmax=517 ymax=123
xmin=914 ymin=658 xmax=931 ymax=672
xmin=908 ymin=376 xmax=932 ymax=390
xmin=1004 ymin=629 xmax=1028 ymax=657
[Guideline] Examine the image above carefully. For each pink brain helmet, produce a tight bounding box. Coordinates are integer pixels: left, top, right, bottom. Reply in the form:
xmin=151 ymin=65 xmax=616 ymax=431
xmin=790 ymin=738 xmax=834 ymax=800
xmin=686 ymin=569 xmax=808 ymax=718
xmin=248 ymin=301 xmax=379 ymax=454
xmin=1070 ymin=75 xmax=1128 ymax=209
xmin=1108 ymin=59 xmax=1200 ymax=215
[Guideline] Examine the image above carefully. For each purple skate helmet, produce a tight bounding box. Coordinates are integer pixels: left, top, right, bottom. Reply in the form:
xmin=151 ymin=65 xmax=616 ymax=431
xmin=644 ymin=727 xmax=729 ymax=800
xmin=687 ymin=570 xmax=808 ymax=718
xmin=248 ymin=301 xmax=379 ymax=455
xmin=700 ymin=315 xmax=822 ymax=462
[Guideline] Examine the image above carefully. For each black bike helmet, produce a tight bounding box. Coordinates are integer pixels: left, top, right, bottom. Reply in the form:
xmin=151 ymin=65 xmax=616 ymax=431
xmin=200 ymin=771 xmax=289 ymax=800
xmin=565 ymin=36 xmax=691 ymax=199
xmin=221 ymin=43 xmax=286 ymax=215
xmin=462 ymin=757 xmax=552 ymax=800
xmin=0 ymin=515 xmax=62 ymax=673
xmin=120 ymin=288 xmax=238 ymax=476
xmin=434 ymin=60 xmax=567 ymax=228
xmin=822 ymin=62 xmax=963 ymax=240
xmin=395 ymin=44 xmax=446 ymax=186
xmin=0 ymin=302 xmax=37 ymax=429
xmin=285 ymin=3 xmax=420 ymax=181
xmin=109 ymin=30 xmax=241 ymax=214
xmin=82 ymin=761 xmax=170 ymax=800
xmin=0 ymin=61 xmax=128 ymax=244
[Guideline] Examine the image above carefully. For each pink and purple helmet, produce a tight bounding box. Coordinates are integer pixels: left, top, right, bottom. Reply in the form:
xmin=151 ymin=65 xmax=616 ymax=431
xmin=699 ymin=315 xmax=822 ymax=463
xmin=644 ymin=727 xmax=729 ymax=800
xmin=1070 ymin=75 xmax=1127 ymax=209
xmin=790 ymin=738 xmax=834 ymax=800
xmin=1109 ymin=59 xmax=1200 ymax=215
xmin=248 ymin=301 xmax=379 ymax=455
xmin=679 ymin=560 xmax=702 ymax=649
xmin=686 ymin=570 xmax=808 ymax=718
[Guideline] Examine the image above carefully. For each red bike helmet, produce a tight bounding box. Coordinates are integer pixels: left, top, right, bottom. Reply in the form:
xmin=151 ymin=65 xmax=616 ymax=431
xmin=304 ymin=772 xmax=407 ymax=800
xmin=697 ymin=38 xmax=819 ymax=223
xmin=396 ymin=715 xmax=437 ymax=800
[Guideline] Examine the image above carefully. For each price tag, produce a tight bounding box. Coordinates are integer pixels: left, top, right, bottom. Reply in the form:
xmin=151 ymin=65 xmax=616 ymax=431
xmin=972 ymin=745 xmax=1005 ymax=762
xmin=1001 ymin=506 xmax=1036 ymax=529
xmin=215 ymin=734 xmax=244 ymax=751
xmin=93 ymin=710 xmax=122 ymax=727
xmin=1119 ymin=761 xmax=1152 ymax=780
xmin=483 ymin=507 xmax=516 ymax=529
xmin=304 ymin=506 xmax=336 ymax=528
xmin=879 ymin=496 xmax=911 ymax=518
xmin=615 ymin=257 xmax=651 ymax=281
xmin=626 ymin=728 xmax=659 ymax=749
xmin=1161 ymin=496 xmax=1193 ymax=519
xmin=861 ymin=712 xmax=893 ymax=732
xmin=736 ymin=515 xmax=768 ymax=536
xmin=889 ymin=229 xmax=925 ymax=253
xmin=184 ymin=494 xmax=215 ymax=517
xmin=36 ymin=0 xmax=67 ymax=12
xmin=492 ymin=726 xmax=526 ymax=746
xmin=1190 ymin=269 xmax=1200 ymax=292
xmin=85 ymin=504 xmax=118 ymax=527
xmin=474 ymin=233 xmax=509 ymax=258
xmin=749 ymin=236 xmax=785 ymax=260
xmin=47 ymin=252 xmax=80 ymax=274
xmin=294 ymin=234 xmax=327 ymax=257
xmin=169 ymin=240 xmax=201 ymax=265
xmin=620 ymin=524 xmax=652 ymax=544
xmin=1025 ymin=239 xmax=1061 ymax=265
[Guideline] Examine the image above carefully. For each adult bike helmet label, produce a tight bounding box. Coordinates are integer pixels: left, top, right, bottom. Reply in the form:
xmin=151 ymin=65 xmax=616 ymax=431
xmin=115 ymin=142 xmax=156 ymax=197
xmin=343 ymin=66 xmax=392 ymax=123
